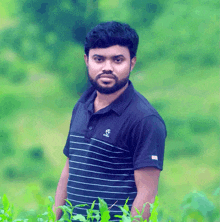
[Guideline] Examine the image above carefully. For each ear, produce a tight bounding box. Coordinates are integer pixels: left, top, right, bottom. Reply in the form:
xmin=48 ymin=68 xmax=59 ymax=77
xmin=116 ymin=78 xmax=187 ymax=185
xmin=130 ymin=56 xmax=137 ymax=72
xmin=84 ymin=54 xmax=88 ymax=66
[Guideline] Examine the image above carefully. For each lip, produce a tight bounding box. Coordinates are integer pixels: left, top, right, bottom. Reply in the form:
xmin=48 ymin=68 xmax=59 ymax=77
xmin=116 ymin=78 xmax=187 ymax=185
xmin=99 ymin=75 xmax=115 ymax=79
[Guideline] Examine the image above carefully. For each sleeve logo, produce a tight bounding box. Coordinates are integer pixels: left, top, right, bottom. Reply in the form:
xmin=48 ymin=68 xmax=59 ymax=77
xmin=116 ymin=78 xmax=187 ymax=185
xmin=151 ymin=155 xmax=158 ymax=160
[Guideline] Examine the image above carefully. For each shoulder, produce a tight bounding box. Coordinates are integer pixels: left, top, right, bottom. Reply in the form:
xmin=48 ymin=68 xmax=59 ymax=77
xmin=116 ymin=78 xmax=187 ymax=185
xmin=78 ymin=85 xmax=96 ymax=104
xmin=71 ymin=85 xmax=96 ymax=112
xmin=127 ymin=89 xmax=165 ymax=125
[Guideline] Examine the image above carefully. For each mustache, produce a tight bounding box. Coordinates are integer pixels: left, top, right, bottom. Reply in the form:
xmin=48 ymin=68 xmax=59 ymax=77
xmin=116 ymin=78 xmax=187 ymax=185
xmin=96 ymin=72 xmax=117 ymax=79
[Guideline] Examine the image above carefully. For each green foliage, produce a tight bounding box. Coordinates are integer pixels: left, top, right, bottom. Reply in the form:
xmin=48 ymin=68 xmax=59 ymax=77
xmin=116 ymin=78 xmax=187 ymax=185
xmin=0 ymin=50 xmax=27 ymax=84
xmin=129 ymin=0 xmax=164 ymax=27
xmin=114 ymin=198 xmax=131 ymax=221
xmin=166 ymin=140 xmax=202 ymax=159
xmin=0 ymin=195 xmax=156 ymax=222
xmin=149 ymin=196 xmax=159 ymax=222
xmin=42 ymin=177 xmax=58 ymax=191
xmin=1 ymin=0 xmax=219 ymax=93
xmin=86 ymin=200 xmax=100 ymax=222
xmin=188 ymin=115 xmax=219 ymax=134
xmin=0 ymin=0 xmax=219 ymax=221
xmin=1 ymin=191 xmax=219 ymax=222
xmin=3 ymin=146 xmax=46 ymax=181
xmin=98 ymin=197 xmax=111 ymax=222
xmin=57 ymin=199 xmax=88 ymax=222
xmin=0 ymin=95 xmax=21 ymax=118
xmin=180 ymin=191 xmax=218 ymax=222
xmin=27 ymin=146 xmax=44 ymax=161
xmin=0 ymin=0 xmax=101 ymax=94
xmin=0 ymin=129 xmax=15 ymax=159
xmin=0 ymin=194 xmax=13 ymax=221
xmin=20 ymin=0 xmax=99 ymax=44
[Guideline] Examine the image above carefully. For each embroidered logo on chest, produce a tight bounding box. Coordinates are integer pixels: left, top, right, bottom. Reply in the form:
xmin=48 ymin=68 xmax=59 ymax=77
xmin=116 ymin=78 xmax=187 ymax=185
xmin=103 ymin=129 xmax=111 ymax=138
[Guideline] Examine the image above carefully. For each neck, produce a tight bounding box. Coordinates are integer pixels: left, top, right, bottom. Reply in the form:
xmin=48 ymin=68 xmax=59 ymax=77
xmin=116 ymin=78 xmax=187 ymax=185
xmin=94 ymin=82 xmax=129 ymax=112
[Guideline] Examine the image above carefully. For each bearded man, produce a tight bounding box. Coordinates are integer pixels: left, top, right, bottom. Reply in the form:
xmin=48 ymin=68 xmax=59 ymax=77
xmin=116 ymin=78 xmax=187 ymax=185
xmin=54 ymin=21 xmax=166 ymax=221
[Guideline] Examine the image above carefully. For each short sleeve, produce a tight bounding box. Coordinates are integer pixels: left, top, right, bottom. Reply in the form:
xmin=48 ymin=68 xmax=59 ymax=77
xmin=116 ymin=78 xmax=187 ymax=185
xmin=62 ymin=101 xmax=80 ymax=158
xmin=130 ymin=115 xmax=166 ymax=171
xmin=63 ymin=132 xmax=70 ymax=157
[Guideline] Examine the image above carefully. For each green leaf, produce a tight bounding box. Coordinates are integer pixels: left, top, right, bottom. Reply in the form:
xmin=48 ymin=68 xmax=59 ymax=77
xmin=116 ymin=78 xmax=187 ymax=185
xmin=133 ymin=215 xmax=142 ymax=219
xmin=98 ymin=198 xmax=111 ymax=222
xmin=59 ymin=211 xmax=72 ymax=222
xmin=98 ymin=198 xmax=109 ymax=214
xmin=87 ymin=209 xmax=101 ymax=222
xmin=90 ymin=200 xmax=96 ymax=211
xmin=121 ymin=215 xmax=132 ymax=222
xmin=72 ymin=214 xmax=87 ymax=222
xmin=135 ymin=207 xmax=141 ymax=215
xmin=118 ymin=206 xmax=130 ymax=216
xmin=47 ymin=205 xmax=56 ymax=220
xmin=58 ymin=205 xmax=73 ymax=215
xmin=101 ymin=211 xmax=111 ymax=222
xmin=2 ymin=194 xmax=10 ymax=212
xmin=149 ymin=195 xmax=159 ymax=222
xmin=65 ymin=199 xmax=73 ymax=208
xmin=131 ymin=217 xmax=141 ymax=222
xmin=141 ymin=202 xmax=149 ymax=215
xmin=114 ymin=215 xmax=122 ymax=218
xmin=87 ymin=208 xmax=100 ymax=222
xmin=66 ymin=199 xmax=87 ymax=212
xmin=48 ymin=196 xmax=55 ymax=204
xmin=122 ymin=198 xmax=130 ymax=214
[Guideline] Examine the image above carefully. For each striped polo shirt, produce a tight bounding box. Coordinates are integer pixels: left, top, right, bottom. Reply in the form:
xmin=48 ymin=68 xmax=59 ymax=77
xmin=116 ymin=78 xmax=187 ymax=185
xmin=63 ymin=80 xmax=166 ymax=221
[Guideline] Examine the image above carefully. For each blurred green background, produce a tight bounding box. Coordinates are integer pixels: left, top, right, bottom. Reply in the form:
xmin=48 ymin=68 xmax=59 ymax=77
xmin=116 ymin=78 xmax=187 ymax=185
xmin=0 ymin=0 xmax=219 ymax=221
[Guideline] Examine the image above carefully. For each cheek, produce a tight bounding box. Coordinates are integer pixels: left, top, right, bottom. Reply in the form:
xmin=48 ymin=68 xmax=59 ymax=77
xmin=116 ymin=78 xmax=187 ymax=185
xmin=116 ymin=64 xmax=130 ymax=74
xmin=88 ymin=62 xmax=101 ymax=72
xmin=87 ymin=65 xmax=97 ymax=75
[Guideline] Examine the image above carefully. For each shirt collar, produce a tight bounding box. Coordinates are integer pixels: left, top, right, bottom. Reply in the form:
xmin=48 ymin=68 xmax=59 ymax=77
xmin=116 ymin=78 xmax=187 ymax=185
xmin=81 ymin=80 xmax=135 ymax=116
xmin=109 ymin=80 xmax=134 ymax=116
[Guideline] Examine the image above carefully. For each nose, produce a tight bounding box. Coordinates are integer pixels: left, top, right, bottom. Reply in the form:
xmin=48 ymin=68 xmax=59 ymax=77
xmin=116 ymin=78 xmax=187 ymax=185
xmin=102 ymin=60 xmax=113 ymax=73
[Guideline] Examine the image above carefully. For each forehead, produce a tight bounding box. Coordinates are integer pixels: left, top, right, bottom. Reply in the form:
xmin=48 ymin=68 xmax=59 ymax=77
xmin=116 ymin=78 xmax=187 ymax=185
xmin=89 ymin=45 xmax=130 ymax=57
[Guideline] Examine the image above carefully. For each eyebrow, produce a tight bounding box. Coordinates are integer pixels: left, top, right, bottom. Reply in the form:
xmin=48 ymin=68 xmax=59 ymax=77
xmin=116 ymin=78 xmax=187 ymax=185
xmin=92 ymin=54 xmax=125 ymax=58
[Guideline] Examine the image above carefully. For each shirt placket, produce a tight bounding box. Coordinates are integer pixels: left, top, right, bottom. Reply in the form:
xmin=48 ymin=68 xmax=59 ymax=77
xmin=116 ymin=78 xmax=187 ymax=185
xmin=86 ymin=114 xmax=97 ymax=139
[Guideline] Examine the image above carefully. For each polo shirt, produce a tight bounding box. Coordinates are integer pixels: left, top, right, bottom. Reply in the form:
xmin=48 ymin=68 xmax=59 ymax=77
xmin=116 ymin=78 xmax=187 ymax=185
xmin=63 ymin=80 xmax=166 ymax=221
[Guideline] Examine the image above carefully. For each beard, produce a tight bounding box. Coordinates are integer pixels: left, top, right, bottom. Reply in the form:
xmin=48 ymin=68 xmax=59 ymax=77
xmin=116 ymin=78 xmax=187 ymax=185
xmin=87 ymin=71 xmax=130 ymax=94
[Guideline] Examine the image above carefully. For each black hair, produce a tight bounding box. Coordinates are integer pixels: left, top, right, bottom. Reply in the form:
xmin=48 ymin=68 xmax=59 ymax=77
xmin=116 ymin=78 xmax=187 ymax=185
xmin=84 ymin=21 xmax=139 ymax=59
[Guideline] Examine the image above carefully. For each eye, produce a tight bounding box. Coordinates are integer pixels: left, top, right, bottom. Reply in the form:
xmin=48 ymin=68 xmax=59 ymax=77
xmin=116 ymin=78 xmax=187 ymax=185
xmin=94 ymin=57 xmax=103 ymax=62
xmin=114 ymin=58 xmax=123 ymax=63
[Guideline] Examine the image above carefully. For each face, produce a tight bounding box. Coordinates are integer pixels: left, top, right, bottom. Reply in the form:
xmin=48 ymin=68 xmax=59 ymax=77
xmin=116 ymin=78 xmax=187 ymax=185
xmin=84 ymin=45 xmax=136 ymax=94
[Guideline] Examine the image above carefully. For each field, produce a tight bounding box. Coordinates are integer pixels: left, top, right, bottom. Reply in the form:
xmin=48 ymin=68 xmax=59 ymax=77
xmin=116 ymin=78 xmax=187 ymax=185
xmin=0 ymin=0 xmax=219 ymax=221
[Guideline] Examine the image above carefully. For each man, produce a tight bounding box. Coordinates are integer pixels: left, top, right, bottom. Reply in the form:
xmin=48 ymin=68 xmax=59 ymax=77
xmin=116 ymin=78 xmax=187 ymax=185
xmin=54 ymin=21 xmax=166 ymax=221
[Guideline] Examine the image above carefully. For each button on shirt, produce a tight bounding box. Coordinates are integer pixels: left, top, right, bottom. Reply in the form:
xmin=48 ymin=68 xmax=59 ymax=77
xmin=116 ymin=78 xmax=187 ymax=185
xmin=63 ymin=80 xmax=166 ymax=221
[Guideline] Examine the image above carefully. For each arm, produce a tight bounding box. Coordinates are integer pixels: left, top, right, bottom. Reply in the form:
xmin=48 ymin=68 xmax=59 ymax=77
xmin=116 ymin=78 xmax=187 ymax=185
xmin=53 ymin=157 xmax=69 ymax=220
xmin=131 ymin=167 xmax=160 ymax=221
